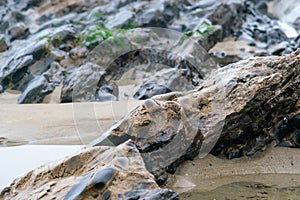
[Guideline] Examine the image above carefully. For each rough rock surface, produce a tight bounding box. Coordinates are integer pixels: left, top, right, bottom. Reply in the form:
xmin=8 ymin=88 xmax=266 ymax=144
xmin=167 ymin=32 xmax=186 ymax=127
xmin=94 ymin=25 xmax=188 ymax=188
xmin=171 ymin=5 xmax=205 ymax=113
xmin=1 ymin=50 xmax=299 ymax=199
xmin=91 ymin=49 xmax=300 ymax=183
xmin=1 ymin=0 xmax=300 ymax=103
xmin=0 ymin=140 xmax=179 ymax=200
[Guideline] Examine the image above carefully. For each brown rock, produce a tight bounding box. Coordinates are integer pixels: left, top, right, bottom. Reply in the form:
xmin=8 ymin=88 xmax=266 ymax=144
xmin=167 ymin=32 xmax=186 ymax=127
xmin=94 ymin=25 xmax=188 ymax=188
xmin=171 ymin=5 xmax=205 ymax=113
xmin=0 ymin=140 xmax=179 ymax=200
xmin=91 ymin=49 xmax=300 ymax=182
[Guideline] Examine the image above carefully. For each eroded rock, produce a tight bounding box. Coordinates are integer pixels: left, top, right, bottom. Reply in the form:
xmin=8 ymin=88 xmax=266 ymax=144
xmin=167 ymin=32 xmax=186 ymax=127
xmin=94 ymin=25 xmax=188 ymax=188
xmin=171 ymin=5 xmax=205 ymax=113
xmin=0 ymin=140 xmax=179 ymax=200
xmin=91 ymin=49 xmax=300 ymax=182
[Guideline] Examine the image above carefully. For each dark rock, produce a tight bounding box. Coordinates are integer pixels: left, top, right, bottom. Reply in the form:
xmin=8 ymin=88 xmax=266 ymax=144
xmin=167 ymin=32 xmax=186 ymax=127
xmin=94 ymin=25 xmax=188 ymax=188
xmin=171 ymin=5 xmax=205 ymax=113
xmin=121 ymin=183 xmax=179 ymax=200
xmin=64 ymin=173 xmax=92 ymax=200
xmin=144 ymin=189 xmax=179 ymax=200
xmin=95 ymin=85 xmax=118 ymax=102
xmin=91 ymin=168 xmax=116 ymax=190
xmin=61 ymin=63 xmax=104 ymax=103
xmin=134 ymin=83 xmax=172 ymax=100
xmin=91 ymin=50 xmax=300 ymax=182
xmin=17 ymin=75 xmax=55 ymax=104
xmin=0 ymin=55 xmax=34 ymax=92
xmin=8 ymin=23 xmax=30 ymax=41
xmin=64 ymin=168 xmax=116 ymax=199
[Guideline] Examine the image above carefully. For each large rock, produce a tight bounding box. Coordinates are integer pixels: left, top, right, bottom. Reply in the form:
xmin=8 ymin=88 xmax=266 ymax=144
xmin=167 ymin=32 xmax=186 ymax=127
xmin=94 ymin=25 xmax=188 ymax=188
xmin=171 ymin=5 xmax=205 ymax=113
xmin=90 ymin=49 xmax=300 ymax=183
xmin=0 ymin=140 xmax=179 ymax=200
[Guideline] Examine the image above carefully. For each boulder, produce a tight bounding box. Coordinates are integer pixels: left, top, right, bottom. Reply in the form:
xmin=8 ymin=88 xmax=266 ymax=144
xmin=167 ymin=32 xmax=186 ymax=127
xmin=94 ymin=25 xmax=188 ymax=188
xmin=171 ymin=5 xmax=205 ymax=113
xmin=91 ymin=49 xmax=300 ymax=183
xmin=0 ymin=140 xmax=179 ymax=200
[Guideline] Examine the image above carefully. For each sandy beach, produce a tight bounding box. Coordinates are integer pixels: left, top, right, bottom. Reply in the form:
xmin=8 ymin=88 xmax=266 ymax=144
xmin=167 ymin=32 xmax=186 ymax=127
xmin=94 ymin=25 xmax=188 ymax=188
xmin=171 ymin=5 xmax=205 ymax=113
xmin=0 ymin=91 xmax=143 ymax=146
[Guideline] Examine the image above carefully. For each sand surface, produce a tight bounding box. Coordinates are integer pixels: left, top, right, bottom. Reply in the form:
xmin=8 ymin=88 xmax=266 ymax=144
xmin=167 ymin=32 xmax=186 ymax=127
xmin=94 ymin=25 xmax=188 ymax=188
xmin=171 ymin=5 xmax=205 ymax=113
xmin=0 ymin=99 xmax=143 ymax=146
xmin=169 ymin=147 xmax=300 ymax=199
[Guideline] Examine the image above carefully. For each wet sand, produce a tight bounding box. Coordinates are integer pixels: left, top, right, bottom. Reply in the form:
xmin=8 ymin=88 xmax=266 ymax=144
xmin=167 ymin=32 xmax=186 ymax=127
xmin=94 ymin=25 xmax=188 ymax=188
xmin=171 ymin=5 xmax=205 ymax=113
xmin=0 ymin=99 xmax=143 ymax=146
xmin=169 ymin=147 xmax=300 ymax=199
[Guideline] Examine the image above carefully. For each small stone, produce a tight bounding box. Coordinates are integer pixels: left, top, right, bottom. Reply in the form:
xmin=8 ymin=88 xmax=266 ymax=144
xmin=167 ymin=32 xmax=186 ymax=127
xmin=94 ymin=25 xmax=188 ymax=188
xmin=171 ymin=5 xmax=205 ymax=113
xmin=69 ymin=46 xmax=88 ymax=60
xmin=105 ymin=10 xmax=134 ymax=29
xmin=50 ymin=49 xmax=66 ymax=61
xmin=95 ymin=85 xmax=118 ymax=102
xmin=0 ymin=34 xmax=8 ymax=52
xmin=8 ymin=23 xmax=29 ymax=41
xmin=133 ymin=83 xmax=172 ymax=100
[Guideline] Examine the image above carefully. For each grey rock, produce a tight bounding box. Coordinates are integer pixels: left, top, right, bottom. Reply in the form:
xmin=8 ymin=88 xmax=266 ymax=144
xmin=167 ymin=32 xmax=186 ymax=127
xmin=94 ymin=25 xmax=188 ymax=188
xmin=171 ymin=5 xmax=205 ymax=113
xmin=268 ymin=41 xmax=289 ymax=55
xmin=134 ymin=83 xmax=172 ymax=100
xmin=69 ymin=46 xmax=88 ymax=60
xmin=17 ymin=75 xmax=54 ymax=104
xmin=105 ymin=10 xmax=134 ymax=29
xmin=0 ymin=55 xmax=34 ymax=92
xmin=61 ymin=63 xmax=104 ymax=103
xmin=95 ymin=85 xmax=118 ymax=102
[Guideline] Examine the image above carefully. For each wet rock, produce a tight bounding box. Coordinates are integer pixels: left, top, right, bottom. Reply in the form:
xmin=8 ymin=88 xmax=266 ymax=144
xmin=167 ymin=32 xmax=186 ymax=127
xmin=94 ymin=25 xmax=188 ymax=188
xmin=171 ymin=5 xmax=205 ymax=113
xmin=95 ymin=85 xmax=118 ymax=102
xmin=17 ymin=75 xmax=55 ymax=104
xmin=134 ymin=83 xmax=172 ymax=100
xmin=0 ymin=140 xmax=179 ymax=200
xmin=8 ymin=23 xmax=30 ymax=41
xmin=0 ymin=34 xmax=8 ymax=52
xmin=91 ymin=49 xmax=300 ymax=182
xmin=61 ymin=63 xmax=104 ymax=103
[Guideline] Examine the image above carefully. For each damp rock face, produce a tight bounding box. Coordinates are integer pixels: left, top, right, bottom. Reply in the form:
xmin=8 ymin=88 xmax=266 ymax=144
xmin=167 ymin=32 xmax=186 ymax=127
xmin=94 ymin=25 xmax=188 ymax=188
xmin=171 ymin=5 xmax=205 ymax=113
xmin=91 ymin=49 xmax=300 ymax=183
xmin=0 ymin=140 xmax=179 ymax=200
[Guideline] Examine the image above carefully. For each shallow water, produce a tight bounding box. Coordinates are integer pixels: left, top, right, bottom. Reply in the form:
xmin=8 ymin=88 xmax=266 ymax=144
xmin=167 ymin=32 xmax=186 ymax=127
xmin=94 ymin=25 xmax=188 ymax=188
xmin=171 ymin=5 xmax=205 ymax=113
xmin=0 ymin=145 xmax=83 ymax=189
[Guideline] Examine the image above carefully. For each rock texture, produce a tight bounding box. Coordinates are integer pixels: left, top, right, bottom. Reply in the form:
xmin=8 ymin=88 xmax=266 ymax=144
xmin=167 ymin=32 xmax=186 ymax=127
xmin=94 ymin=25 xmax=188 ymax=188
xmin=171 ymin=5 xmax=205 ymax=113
xmin=0 ymin=140 xmax=179 ymax=200
xmin=1 ymin=0 xmax=300 ymax=104
xmin=2 ymin=50 xmax=298 ymax=199
xmin=90 ymin=49 xmax=300 ymax=183
xmin=1 ymin=0 xmax=300 ymax=199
